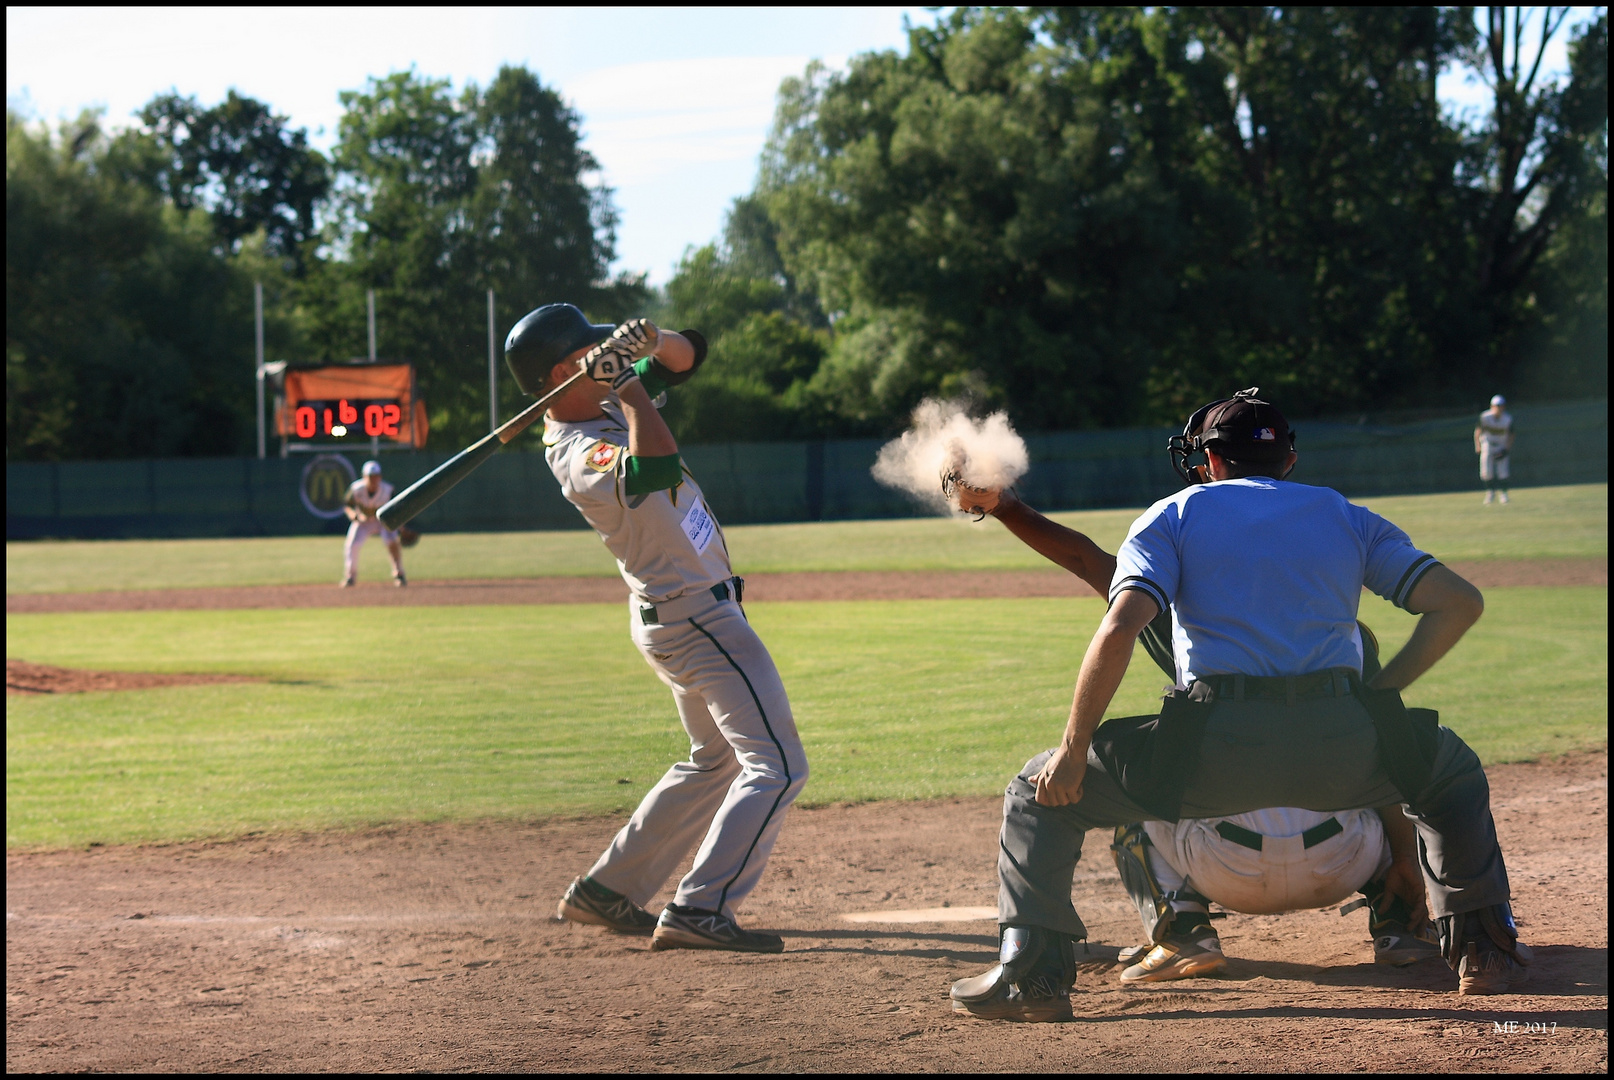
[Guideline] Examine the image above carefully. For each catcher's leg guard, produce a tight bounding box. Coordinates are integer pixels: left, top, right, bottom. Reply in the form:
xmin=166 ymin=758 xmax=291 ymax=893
xmin=951 ymin=926 xmax=1077 ymax=1022
xmin=1112 ymin=823 xmax=1172 ymax=944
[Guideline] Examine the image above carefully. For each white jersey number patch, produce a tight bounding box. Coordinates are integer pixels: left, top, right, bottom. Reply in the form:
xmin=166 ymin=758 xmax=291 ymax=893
xmin=681 ymin=497 xmax=715 ymax=555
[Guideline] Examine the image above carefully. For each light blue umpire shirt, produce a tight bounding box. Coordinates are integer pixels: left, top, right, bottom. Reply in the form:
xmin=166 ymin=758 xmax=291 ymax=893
xmin=1109 ymin=479 xmax=1441 ymax=686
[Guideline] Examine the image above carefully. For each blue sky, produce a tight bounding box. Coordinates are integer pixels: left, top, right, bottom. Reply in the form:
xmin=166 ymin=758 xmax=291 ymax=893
xmin=7 ymin=7 xmax=1599 ymax=286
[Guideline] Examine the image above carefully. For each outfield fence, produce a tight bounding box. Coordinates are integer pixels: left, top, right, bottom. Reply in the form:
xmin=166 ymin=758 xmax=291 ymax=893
xmin=7 ymin=400 xmax=1605 ymax=540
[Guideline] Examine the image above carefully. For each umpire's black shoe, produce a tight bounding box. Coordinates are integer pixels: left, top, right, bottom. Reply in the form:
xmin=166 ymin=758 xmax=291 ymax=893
xmin=556 ymin=876 xmax=657 ymax=934
xmin=950 ymin=966 xmax=1073 ymax=1023
xmin=650 ymin=904 xmax=784 ymax=953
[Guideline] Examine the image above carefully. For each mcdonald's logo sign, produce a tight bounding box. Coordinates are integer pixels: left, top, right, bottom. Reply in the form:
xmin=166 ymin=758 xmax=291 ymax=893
xmin=299 ymin=454 xmax=356 ymax=520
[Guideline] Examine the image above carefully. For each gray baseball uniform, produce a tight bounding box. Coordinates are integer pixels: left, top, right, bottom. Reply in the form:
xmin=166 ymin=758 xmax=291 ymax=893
xmin=543 ymin=401 xmax=809 ymax=917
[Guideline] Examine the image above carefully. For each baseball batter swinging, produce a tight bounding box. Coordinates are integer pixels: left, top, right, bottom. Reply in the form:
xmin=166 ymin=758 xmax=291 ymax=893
xmin=943 ymin=468 xmax=1438 ymax=982
xmin=503 ymin=303 xmax=809 ymax=954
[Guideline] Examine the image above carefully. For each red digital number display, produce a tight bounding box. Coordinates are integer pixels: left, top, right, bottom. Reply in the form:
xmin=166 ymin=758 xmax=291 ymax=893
xmin=294 ymin=399 xmax=402 ymax=440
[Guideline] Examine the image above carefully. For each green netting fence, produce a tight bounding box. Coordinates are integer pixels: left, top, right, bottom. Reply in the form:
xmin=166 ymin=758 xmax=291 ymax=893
xmin=7 ymin=400 xmax=1605 ymax=540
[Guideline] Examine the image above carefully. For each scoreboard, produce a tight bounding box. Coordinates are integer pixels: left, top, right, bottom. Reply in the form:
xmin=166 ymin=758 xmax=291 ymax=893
xmin=276 ymin=363 xmax=427 ymax=449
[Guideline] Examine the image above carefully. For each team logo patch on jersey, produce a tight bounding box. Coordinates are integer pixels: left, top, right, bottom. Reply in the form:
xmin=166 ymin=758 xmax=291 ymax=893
xmin=585 ymin=441 xmax=622 ymax=472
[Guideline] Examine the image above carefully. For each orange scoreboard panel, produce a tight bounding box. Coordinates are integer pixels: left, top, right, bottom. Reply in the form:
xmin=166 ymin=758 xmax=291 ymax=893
xmin=277 ymin=364 xmax=428 ymax=448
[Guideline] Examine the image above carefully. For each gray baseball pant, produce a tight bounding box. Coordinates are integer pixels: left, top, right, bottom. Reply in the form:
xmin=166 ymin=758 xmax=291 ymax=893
xmin=999 ymin=695 xmax=1509 ymax=938
xmin=587 ymin=592 xmax=808 ymax=917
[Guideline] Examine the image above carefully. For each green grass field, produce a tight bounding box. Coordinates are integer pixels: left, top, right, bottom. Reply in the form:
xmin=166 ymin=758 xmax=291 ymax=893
xmin=7 ymin=586 xmax=1605 ymax=849
xmin=6 ymin=483 xmax=1605 ymax=594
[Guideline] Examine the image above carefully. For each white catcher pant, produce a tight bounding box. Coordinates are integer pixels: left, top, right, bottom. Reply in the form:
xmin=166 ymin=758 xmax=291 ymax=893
xmin=344 ymin=518 xmax=401 ymax=580
xmin=587 ymin=594 xmax=808 ymax=917
xmin=1144 ymin=810 xmax=1390 ymax=915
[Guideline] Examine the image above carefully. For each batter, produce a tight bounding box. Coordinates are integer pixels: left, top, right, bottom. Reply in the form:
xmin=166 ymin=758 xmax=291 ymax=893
xmin=1474 ymin=394 xmax=1514 ymax=503
xmin=342 ymin=460 xmax=405 ymax=587
xmin=504 ymin=303 xmax=808 ymax=954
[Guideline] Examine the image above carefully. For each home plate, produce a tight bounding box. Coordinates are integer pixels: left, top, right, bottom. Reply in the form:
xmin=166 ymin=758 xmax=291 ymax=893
xmin=840 ymin=906 xmax=998 ymax=924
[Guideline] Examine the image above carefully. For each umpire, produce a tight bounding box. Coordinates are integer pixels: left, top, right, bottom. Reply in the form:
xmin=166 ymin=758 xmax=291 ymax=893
xmin=951 ymin=388 xmax=1529 ymax=1023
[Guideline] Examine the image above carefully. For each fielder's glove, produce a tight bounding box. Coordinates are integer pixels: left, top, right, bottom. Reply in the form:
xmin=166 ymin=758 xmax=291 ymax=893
xmin=578 ymin=339 xmax=640 ymax=391
xmin=942 ymin=470 xmax=1002 ymax=521
xmin=610 ymin=318 xmax=661 ymax=359
xmin=398 ymin=526 xmax=421 ymax=548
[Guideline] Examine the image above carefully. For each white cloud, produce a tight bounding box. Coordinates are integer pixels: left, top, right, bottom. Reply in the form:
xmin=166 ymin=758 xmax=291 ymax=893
xmin=566 ymin=56 xmax=824 ymax=186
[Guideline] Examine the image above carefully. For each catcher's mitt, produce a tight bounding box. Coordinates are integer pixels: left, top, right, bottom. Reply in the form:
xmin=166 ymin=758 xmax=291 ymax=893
xmin=941 ymin=469 xmax=1001 ymax=521
xmin=398 ymin=526 xmax=422 ymax=548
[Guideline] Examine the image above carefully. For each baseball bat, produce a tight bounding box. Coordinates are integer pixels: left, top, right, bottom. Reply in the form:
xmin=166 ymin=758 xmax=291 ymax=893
xmin=378 ymin=369 xmax=589 ymax=530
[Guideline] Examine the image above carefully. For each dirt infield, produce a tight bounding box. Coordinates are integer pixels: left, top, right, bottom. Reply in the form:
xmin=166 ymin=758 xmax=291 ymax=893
xmin=6 ymin=752 xmax=1606 ymax=1073
xmin=6 ymin=659 xmax=260 ymax=695
xmin=5 ymin=557 xmax=1605 ymax=614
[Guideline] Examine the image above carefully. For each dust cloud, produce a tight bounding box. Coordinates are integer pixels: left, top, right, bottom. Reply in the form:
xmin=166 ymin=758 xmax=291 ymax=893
xmin=872 ymin=399 xmax=1030 ymax=513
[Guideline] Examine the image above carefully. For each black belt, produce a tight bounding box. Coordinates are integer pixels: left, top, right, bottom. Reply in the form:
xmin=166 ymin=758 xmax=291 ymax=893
xmin=1214 ymin=816 xmax=1344 ymax=852
xmin=638 ymin=576 xmax=745 ymax=625
xmin=1202 ymin=669 xmax=1357 ymax=705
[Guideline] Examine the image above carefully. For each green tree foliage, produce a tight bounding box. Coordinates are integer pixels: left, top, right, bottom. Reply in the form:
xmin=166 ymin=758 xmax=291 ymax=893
xmin=299 ymin=65 xmax=645 ymax=448
xmin=674 ymin=6 xmax=1606 ymax=435
xmin=6 ymin=111 xmax=266 ymax=460
xmin=126 ymin=90 xmax=330 ymax=268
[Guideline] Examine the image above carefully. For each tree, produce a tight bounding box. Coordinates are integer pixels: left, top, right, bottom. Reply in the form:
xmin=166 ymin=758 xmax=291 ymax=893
xmin=304 ymin=65 xmax=643 ymax=449
xmin=7 ymin=111 xmax=263 ymax=460
xmin=125 ymin=90 xmax=330 ymax=269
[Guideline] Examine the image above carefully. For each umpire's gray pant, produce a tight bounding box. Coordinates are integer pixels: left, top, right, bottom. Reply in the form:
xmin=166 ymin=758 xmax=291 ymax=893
xmin=999 ymin=696 xmax=1510 ymax=938
xmin=588 ymin=593 xmax=808 ymax=917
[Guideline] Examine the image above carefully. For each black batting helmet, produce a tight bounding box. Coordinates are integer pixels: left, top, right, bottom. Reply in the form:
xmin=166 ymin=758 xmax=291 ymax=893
xmin=1167 ymin=387 xmax=1296 ymax=485
xmin=504 ymin=303 xmax=615 ymax=395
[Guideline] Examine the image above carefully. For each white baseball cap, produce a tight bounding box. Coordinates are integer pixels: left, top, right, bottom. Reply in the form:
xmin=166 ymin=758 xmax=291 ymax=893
xmin=362 ymin=460 xmax=382 ymax=475
xmin=1490 ymin=395 xmax=1505 ymax=406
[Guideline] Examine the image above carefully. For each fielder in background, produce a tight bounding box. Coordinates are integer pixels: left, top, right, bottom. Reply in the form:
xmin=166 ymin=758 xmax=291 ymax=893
xmin=1475 ymin=394 xmax=1514 ymax=504
xmin=342 ymin=460 xmax=406 ymax=588
xmin=944 ymin=478 xmax=1438 ymax=984
xmin=505 ymin=303 xmax=809 ymax=955
xmin=948 ymin=388 xmax=1528 ymax=1023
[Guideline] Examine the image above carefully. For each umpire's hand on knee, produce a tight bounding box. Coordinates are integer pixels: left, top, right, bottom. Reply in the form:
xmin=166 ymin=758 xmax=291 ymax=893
xmin=1032 ymin=742 xmax=1087 ymax=807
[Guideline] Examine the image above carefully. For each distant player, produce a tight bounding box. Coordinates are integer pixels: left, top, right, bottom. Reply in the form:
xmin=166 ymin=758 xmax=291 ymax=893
xmin=342 ymin=460 xmax=406 ymax=587
xmin=1474 ymin=395 xmax=1514 ymax=504
xmin=504 ymin=303 xmax=808 ymax=954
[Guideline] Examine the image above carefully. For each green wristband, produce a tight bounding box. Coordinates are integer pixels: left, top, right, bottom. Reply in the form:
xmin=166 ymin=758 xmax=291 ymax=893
xmin=633 ymin=357 xmax=671 ymax=398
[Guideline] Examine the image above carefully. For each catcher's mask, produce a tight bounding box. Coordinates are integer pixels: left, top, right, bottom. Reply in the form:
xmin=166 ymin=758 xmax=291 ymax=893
xmin=504 ymin=303 xmax=615 ymax=396
xmin=1168 ymin=387 xmax=1296 ymax=485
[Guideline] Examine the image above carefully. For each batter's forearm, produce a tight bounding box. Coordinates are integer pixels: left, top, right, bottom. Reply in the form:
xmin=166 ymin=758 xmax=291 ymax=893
xmin=620 ymin=380 xmax=679 ymax=458
xmin=991 ymin=494 xmax=1118 ymax=594
xmin=651 ymin=330 xmax=695 ymax=373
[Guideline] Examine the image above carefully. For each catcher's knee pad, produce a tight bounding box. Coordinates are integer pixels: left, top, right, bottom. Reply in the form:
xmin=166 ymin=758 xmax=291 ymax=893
xmin=1112 ymin=823 xmax=1191 ymax=944
xmin=1000 ymin=925 xmax=1078 ymax=993
xmin=1437 ymin=902 xmax=1531 ymax=971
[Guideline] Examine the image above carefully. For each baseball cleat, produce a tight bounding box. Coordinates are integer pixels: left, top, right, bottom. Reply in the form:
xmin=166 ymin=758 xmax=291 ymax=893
xmin=650 ymin=904 xmax=783 ymax=953
xmin=1372 ymin=920 xmax=1442 ymax=966
xmin=555 ymin=876 xmax=657 ymax=934
xmin=1119 ymin=931 xmax=1226 ymax=983
xmin=393 ymin=573 xmax=407 ymax=587
xmin=340 ymin=576 xmax=355 ymax=588
xmin=1458 ymin=938 xmax=1529 ymax=996
xmin=950 ymin=965 xmax=1073 ymax=1023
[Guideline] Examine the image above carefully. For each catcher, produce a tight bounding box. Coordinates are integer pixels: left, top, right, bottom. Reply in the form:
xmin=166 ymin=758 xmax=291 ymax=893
xmin=937 ymin=420 xmax=1475 ymax=1006
xmin=341 ymin=459 xmax=413 ymax=587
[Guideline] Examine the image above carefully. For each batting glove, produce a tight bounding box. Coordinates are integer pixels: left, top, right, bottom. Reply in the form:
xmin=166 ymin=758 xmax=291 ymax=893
xmin=610 ymin=318 xmax=661 ymax=359
xmin=578 ymin=340 xmax=640 ymax=392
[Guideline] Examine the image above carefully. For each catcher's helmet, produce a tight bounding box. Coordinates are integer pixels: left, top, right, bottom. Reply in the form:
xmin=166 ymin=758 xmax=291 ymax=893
xmin=1168 ymin=387 xmax=1296 ymax=485
xmin=504 ymin=303 xmax=615 ymax=396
